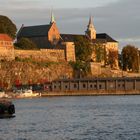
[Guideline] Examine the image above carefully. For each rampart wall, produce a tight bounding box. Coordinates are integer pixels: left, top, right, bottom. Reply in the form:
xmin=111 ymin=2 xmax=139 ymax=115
xmin=15 ymin=49 xmax=65 ymax=62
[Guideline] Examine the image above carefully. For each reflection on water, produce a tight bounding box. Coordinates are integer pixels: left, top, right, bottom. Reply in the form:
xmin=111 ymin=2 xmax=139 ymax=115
xmin=0 ymin=96 xmax=140 ymax=140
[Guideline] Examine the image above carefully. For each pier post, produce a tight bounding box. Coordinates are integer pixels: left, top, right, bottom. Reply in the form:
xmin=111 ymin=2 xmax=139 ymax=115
xmin=97 ymin=79 xmax=99 ymax=90
xmin=124 ymin=80 xmax=126 ymax=91
xmin=115 ymin=80 xmax=118 ymax=90
xmin=69 ymin=81 xmax=71 ymax=91
xmin=106 ymin=80 xmax=108 ymax=90
xmin=134 ymin=79 xmax=136 ymax=90
xmin=87 ymin=80 xmax=89 ymax=91
xmin=78 ymin=80 xmax=80 ymax=91
xmin=60 ymin=81 xmax=63 ymax=91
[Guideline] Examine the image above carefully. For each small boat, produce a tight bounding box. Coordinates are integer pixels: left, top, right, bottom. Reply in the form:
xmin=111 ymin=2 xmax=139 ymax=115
xmin=16 ymin=89 xmax=41 ymax=98
xmin=0 ymin=100 xmax=15 ymax=118
xmin=0 ymin=90 xmax=9 ymax=98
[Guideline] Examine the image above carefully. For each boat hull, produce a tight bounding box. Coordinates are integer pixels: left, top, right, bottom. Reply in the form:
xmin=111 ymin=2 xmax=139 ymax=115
xmin=0 ymin=114 xmax=15 ymax=119
xmin=0 ymin=100 xmax=15 ymax=119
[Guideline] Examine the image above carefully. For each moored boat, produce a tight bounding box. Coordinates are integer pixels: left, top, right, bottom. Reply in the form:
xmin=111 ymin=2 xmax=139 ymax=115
xmin=0 ymin=90 xmax=9 ymax=98
xmin=0 ymin=100 xmax=15 ymax=118
xmin=15 ymin=89 xmax=41 ymax=98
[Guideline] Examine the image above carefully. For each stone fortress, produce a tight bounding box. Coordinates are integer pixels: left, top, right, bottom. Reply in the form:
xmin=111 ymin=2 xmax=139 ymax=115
xmin=0 ymin=13 xmax=119 ymax=69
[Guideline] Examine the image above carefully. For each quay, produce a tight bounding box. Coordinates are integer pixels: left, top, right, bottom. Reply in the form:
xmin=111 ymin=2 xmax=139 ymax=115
xmin=42 ymin=77 xmax=140 ymax=96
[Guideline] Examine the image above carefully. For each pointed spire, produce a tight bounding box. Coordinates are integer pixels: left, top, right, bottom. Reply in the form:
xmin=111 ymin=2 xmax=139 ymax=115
xmin=89 ymin=16 xmax=93 ymax=25
xmin=87 ymin=16 xmax=95 ymax=30
xmin=85 ymin=16 xmax=96 ymax=40
xmin=50 ymin=11 xmax=55 ymax=24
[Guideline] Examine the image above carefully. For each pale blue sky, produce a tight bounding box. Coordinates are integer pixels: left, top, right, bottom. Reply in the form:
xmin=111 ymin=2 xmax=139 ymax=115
xmin=0 ymin=0 xmax=140 ymax=48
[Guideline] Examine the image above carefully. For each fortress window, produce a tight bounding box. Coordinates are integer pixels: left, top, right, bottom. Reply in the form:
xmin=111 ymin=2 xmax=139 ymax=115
xmin=83 ymin=84 xmax=86 ymax=88
xmin=94 ymin=85 xmax=97 ymax=89
xmin=74 ymin=84 xmax=77 ymax=88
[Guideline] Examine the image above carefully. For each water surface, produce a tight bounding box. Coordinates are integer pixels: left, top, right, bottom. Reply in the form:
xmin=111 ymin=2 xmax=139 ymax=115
xmin=0 ymin=96 xmax=140 ymax=140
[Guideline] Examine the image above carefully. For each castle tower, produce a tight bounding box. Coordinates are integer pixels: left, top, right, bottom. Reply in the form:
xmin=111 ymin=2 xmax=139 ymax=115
xmin=50 ymin=11 xmax=56 ymax=24
xmin=85 ymin=16 xmax=96 ymax=40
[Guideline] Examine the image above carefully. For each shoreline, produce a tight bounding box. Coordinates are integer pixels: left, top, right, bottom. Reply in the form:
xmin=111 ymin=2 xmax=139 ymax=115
xmin=2 ymin=90 xmax=140 ymax=99
xmin=41 ymin=90 xmax=140 ymax=97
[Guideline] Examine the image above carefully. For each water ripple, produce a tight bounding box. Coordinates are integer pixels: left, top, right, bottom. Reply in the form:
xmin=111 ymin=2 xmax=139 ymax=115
xmin=0 ymin=96 xmax=140 ymax=140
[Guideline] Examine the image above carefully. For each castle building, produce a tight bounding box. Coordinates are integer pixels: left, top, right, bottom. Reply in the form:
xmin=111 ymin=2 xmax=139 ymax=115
xmin=17 ymin=13 xmax=76 ymax=62
xmin=61 ymin=16 xmax=119 ymax=69
xmin=0 ymin=34 xmax=14 ymax=60
xmin=17 ymin=14 xmax=119 ymax=68
xmin=85 ymin=16 xmax=119 ymax=69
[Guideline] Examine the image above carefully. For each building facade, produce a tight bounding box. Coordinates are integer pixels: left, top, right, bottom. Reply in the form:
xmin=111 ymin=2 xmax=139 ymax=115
xmin=0 ymin=34 xmax=15 ymax=60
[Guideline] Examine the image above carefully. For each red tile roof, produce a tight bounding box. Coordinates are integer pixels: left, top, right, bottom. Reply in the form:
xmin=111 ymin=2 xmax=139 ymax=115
xmin=0 ymin=34 xmax=13 ymax=41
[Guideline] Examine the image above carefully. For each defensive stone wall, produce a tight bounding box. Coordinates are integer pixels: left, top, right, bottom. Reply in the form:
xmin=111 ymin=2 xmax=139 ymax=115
xmin=61 ymin=42 xmax=76 ymax=62
xmin=15 ymin=49 xmax=65 ymax=62
xmin=90 ymin=62 xmax=101 ymax=76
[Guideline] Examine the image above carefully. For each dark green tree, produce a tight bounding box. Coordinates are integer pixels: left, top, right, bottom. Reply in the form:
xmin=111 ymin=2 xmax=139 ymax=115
xmin=14 ymin=38 xmax=38 ymax=50
xmin=122 ymin=45 xmax=139 ymax=72
xmin=118 ymin=53 xmax=122 ymax=69
xmin=70 ymin=36 xmax=93 ymax=77
xmin=92 ymin=42 xmax=105 ymax=63
xmin=69 ymin=60 xmax=91 ymax=78
xmin=74 ymin=36 xmax=93 ymax=62
xmin=0 ymin=15 xmax=17 ymax=39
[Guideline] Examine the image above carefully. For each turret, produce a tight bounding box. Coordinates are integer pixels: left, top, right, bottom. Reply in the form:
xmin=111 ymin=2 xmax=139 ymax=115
xmin=85 ymin=16 xmax=96 ymax=40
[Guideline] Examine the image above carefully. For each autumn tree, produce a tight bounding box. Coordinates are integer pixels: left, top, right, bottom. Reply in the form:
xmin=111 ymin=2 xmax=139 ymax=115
xmin=108 ymin=50 xmax=118 ymax=69
xmin=14 ymin=38 xmax=38 ymax=50
xmin=0 ymin=15 xmax=17 ymax=39
xmin=122 ymin=45 xmax=139 ymax=72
